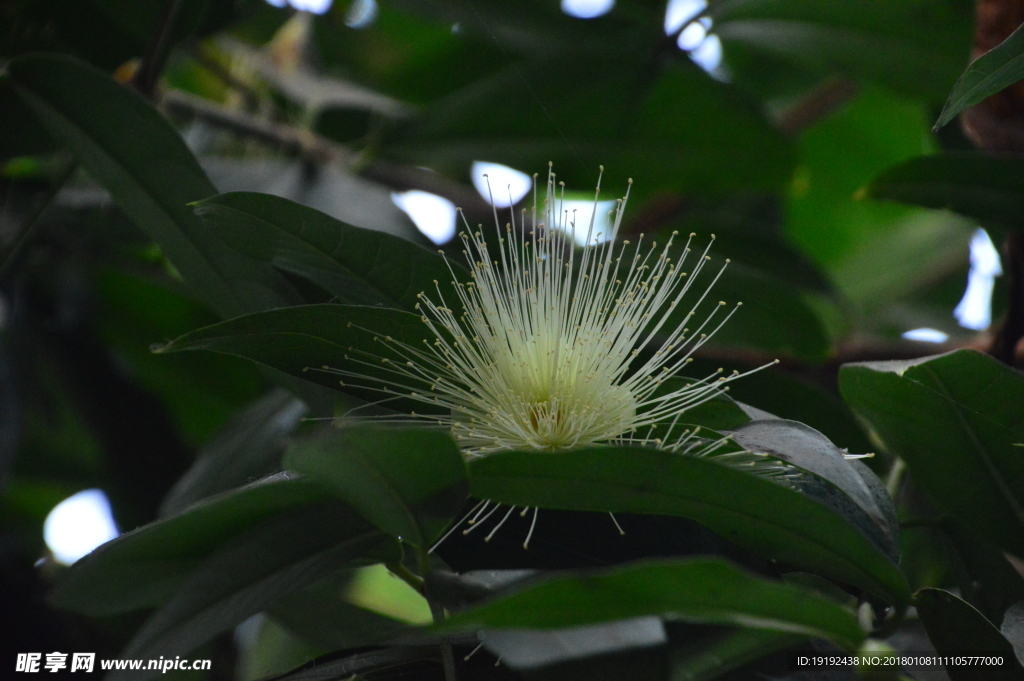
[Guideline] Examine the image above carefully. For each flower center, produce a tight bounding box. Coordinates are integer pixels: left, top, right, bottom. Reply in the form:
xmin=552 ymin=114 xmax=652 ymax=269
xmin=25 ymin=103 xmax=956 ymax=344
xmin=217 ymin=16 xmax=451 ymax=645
xmin=515 ymin=382 xmax=638 ymax=451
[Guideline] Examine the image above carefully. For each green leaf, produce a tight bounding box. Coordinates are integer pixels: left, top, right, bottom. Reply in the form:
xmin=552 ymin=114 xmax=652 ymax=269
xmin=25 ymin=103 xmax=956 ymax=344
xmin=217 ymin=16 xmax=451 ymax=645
xmin=435 ymin=558 xmax=865 ymax=650
xmin=709 ymin=0 xmax=972 ymax=102
xmin=784 ymin=86 xmax=944 ymax=271
xmin=156 ymin=304 xmax=441 ymax=413
xmin=50 ymin=475 xmax=334 ymax=616
xmin=650 ymin=378 xmax=751 ymax=432
xmin=269 ymin=576 xmax=410 ymax=651
xmin=313 ymin=3 xmax=511 ymax=105
xmin=703 ymin=260 xmax=831 ymax=360
xmin=916 ymin=588 xmax=1024 ymax=680
xmin=670 ymin=628 xmax=804 ymax=681
xmin=840 ymin=350 xmax=1024 ymax=557
xmin=7 ymin=53 xmax=300 ymax=318
xmin=867 ymin=153 xmax=1024 ymax=228
xmin=192 ymin=192 xmax=465 ymax=311
xmin=160 ymin=389 xmax=306 ymax=517
xmin=936 ymin=22 xmax=1024 ymax=130
xmin=468 ymin=447 xmax=910 ymax=604
xmin=271 ymin=647 xmax=439 ymax=681
xmin=0 ymin=77 xmax=55 ymax=161
xmin=238 ymin=617 xmax=325 ymax=681
xmin=387 ymin=51 xmax=796 ymax=196
xmin=114 ymin=502 xmax=398 ymax=680
xmin=729 ymin=420 xmax=888 ymax=536
xmin=942 ymin=522 xmax=1024 ymax=626
xmin=285 ymin=426 xmax=468 ymax=548
xmin=688 ymin=357 xmax=874 ymax=455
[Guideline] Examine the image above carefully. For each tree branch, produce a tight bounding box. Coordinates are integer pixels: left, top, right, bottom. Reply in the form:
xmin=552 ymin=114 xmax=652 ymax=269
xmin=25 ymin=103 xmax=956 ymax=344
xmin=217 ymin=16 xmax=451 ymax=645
xmin=159 ymin=89 xmax=497 ymax=222
xmin=132 ymin=0 xmax=187 ymax=99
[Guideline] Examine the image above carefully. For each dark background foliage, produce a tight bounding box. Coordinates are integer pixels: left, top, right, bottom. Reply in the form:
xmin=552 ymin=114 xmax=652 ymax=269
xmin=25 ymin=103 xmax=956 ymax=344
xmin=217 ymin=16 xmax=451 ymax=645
xmin=4 ymin=0 xmax=1024 ymax=679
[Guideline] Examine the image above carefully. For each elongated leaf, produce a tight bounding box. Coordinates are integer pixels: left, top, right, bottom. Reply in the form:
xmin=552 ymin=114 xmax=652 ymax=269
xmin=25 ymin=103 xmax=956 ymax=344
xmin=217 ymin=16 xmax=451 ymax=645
xmin=480 ymin=618 xmax=666 ymax=670
xmin=7 ymin=54 xmax=300 ymax=317
xmin=867 ymin=154 xmax=1024 ymax=228
xmin=114 ymin=503 xmax=398 ymax=680
xmin=271 ymin=647 xmax=439 ymax=681
xmin=671 ymin=627 xmax=803 ymax=681
xmin=649 ymin=377 xmax=750 ymax=432
xmin=709 ymin=0 xmax=971 ymax=102
xmin=192 ymin=192 xmax=465 ymax=311
xmin=285 ymin=426 xmax=468 ymax=547
xmin=840 ymin=350 xmax=1024 ymax=557
xmin=730 ymin=420 xmax=886 ymax=534
xmin=726 ymin=420 xmax=899 ymax=564
xmin=436 ymin=558 xmax=864 ymax=650
xmin=160 ymin=389 xmax=306 ymax=517
xmin=468 ymin=448 xmax=909 ymax=604
xmin=700 ymin=260 xmax=831 ymax=360
xmin=936 ymin=22 xmax=1024 ymax=129
xmin=1001 ymin=601 xmax=1024 ymax=665
xmin=916 ymin=588 xmax=1024 ymax=680
xmin=156 ymin=304 xmax=442 ymax=414
xmin=269 ymin=576 xmax=410 ymax=651
xmin=0 ymin=77 xmax=55 ymax=161
xmin=50 ymin=474 xmax=333 ymax=616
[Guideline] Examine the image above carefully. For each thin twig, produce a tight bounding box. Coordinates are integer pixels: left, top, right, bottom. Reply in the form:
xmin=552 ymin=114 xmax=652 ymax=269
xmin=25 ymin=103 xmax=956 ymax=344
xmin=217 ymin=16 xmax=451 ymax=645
xmin=159 ymin=88 xmax=497 ymax=221
xmin=192 ymin=43 xmax=264 ymax=110
xmin=418 ymin=550 xmax=458 ymax=681
xmin=133 ymin=0 xmax=188 ymax=98
xmin=776 ymin=77 xmax=860 ymax=136
xmin=385 ymin=560 xmax=425 ymax=596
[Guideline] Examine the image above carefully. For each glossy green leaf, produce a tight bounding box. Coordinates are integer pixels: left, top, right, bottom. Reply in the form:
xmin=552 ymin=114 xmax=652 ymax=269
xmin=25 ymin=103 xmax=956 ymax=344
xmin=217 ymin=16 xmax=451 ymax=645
xmin=436 ymin=558 xmax=864 ymax=650
xmin=468 ymin=447 xmax=909 ymax=604
xmin=192 ymin=192 xmax=466 ymax=311
xmin=50 ymin=474 xmax=334 ymax=616
xmin=936 ymin=22 xmax=1024 ymax=130
xmin=688 ymin=357 xmax=874 ymax=455
xmin=160 ymin=389 xmax=306 ymax=517
xmin=867 ymin=153 xmax=1024 ymax=228
xmin=710 ymin=0 xmax=972 ymax=102
xmin=916 ymin=588 xmax=1024 ymax=680
xmin=730 ymin=420 xmax=887 ymax=534
xmin=7 ymin=53 xmax=300 ymax=318
xmin=156 ymin=304 xmax=441 ymax=413
xmin=285 ymin=426 xmax=468 ymax=547
xmin=840 ymin=350 xmax=1024 ymax=557
xmin=114 ymin=503 xmax=398 ymax=680
xmin=727 ymin=421 xmax=899 ymax=565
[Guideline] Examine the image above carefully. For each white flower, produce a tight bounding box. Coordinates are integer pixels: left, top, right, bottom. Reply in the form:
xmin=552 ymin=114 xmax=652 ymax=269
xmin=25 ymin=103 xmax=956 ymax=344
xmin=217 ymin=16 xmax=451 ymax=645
xmin=346 ymin=166 xmax=770 ymax=460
